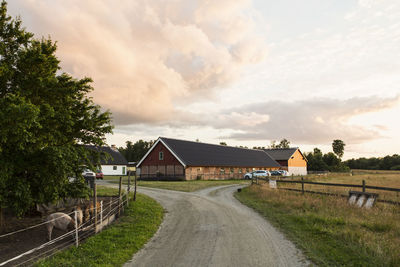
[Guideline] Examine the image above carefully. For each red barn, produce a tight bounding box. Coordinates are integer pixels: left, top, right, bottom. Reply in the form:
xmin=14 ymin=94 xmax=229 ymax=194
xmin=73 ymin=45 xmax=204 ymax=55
xmin=136 ymin=137 xmax=280 ymax=180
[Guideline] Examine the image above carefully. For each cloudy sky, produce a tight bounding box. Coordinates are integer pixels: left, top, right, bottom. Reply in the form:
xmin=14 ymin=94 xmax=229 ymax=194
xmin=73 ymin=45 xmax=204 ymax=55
xmin=9 ymin=0 xmax=400 ymax=159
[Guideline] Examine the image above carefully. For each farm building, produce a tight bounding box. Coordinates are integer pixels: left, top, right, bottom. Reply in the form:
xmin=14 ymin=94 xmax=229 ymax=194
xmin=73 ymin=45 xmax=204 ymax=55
xmin=136 ymin=137 xmax=280 ymax=180
xmin=85 ymin=145 xmax=128 ymax=175
xmin=263 ymin=148 xmax=307 ymax=176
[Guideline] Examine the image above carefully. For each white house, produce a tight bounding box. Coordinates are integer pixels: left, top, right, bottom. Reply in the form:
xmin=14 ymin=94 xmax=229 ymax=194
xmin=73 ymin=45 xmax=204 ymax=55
xmin=85 ymin=145 xmax=128 ymax=176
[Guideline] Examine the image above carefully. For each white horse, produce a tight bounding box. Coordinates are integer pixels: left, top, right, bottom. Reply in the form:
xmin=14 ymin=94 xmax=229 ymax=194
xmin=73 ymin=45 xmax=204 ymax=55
xmin=45 ymin=207 xmax=83 ymax=241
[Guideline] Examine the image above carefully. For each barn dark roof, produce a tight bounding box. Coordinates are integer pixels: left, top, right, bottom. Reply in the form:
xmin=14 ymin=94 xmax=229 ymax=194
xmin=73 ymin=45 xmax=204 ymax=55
xmin=85 ymin=145 xmax=128 ymax=165
xmin=263 ymin=148 xmax=299 ymax=161
xmin=158 ymin=137 xmax=280 ymax=168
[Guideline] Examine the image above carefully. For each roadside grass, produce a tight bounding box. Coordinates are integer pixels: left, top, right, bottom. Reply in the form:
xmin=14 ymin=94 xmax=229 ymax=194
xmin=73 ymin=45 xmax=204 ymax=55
xmin=235 ymin=184 xmax=400 ymax=266
xmin=35 ymin=192 xmax=164 ymax=267
xmin=118 ymin=179 xmax=248 ymax=192
xmin=137 ymin=180 xmax=248 ymax=192
xmin=103 ymin=175 xmax=128 ymax=182
xmin=104 ymin=175 xmax=248 ymax=192
xmin=96 ymin=185 xmax=125 ymax=196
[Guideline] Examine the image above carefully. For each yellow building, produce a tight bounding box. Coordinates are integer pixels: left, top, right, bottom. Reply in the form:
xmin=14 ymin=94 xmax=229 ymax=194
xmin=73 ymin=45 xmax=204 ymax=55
xmin=263 ymin=148 xmax=307 ymax=176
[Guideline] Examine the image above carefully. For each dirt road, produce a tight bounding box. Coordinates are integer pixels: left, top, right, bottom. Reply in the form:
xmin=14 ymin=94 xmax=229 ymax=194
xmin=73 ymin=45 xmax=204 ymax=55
xmin=124 ymin=184 xmax=309 ymax=267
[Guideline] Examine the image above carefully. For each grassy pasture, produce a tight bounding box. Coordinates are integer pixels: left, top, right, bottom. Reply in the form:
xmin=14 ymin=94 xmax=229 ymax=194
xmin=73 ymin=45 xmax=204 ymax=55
xmin=236 ymin=172 xmax=400 ymax=266
xmin=294 ymin=170 xmax=400 ymax=203
xmin=103 ymin=175 xmax=248 ymax=192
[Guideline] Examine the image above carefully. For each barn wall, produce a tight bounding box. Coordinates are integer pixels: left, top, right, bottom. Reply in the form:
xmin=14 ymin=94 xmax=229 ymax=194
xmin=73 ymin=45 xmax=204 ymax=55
xmin=288 ymin=150 xmax=307 ymax=167
xmin=288 ymin=166 xmax=307 ymax=176
xmin=185 ymin=166 xmax=280 ymax=180
xmin=140 ymin=142 xmax=182 ymax=166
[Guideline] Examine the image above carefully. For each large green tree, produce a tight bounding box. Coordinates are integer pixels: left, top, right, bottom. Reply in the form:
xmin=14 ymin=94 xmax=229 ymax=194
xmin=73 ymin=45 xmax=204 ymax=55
xmin=0 ymin=1 xmax=113 ymax=217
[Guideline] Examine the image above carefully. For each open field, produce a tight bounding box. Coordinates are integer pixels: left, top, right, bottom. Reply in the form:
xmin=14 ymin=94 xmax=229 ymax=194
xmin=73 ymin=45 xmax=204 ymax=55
xmin=307 ymin=169 xmax=400 ymax=187
xmin=292 ymin=170 xmax=400 ymax=203
xmin=103 ymin=176 xmax=249 ymax=192
xmin=235 ymin=184 xmax=400 ymax=266
xmin=36 ymin=192 xmax=164 ymax=266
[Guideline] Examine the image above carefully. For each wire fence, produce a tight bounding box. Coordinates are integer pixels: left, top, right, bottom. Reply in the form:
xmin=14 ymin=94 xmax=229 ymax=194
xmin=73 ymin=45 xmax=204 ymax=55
xmin=0 ymin=190 xmax=130 ymax=267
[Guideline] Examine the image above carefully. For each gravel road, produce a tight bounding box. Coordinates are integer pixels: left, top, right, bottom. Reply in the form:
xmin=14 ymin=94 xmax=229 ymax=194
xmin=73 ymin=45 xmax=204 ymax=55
xmin=123 ymin=184 xmax=309 ymax=267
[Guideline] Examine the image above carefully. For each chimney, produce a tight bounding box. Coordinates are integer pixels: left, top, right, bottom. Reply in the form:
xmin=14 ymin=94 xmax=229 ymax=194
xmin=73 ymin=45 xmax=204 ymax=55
xmin=111 ymin=144 xmax=118 ymax=151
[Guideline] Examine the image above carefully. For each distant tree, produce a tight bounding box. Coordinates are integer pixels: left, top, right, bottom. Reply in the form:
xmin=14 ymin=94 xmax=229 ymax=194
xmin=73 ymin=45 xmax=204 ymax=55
xmin=305 ymin=148 xmax=329 ymax=171
xmin=269 ymin=139 xmax=290 ymax=149
xmin=219 ymin=142 xmax=227 ymax=146
xmin=0 ymin=1 xmax=113 ymax=218
xmin=332 ymin=139 xmax=345 ymax=159
xmin=277 ymin=139 xmax=290 ymax=149
xmin=119 ymin=140 xmax=155 ymax=162
xmin=269 ymin=140 xmax=277 ymax=148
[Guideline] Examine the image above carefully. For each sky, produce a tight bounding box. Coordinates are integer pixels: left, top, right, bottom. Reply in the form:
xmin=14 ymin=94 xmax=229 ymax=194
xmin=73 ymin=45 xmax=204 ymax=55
xmin=8 ymin=0 xmax=400 ymax=159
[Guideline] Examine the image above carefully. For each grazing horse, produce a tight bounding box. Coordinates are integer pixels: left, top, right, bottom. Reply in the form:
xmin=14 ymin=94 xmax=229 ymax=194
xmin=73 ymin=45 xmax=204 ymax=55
xmin=45 ymin=207 xmax=83 ymax=241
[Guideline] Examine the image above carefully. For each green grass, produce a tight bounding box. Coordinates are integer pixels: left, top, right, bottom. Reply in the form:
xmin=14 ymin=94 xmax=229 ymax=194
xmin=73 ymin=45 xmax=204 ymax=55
xmin=35 ymin=193 xmax=164 ymax=267
xmin=235 ymin=185 xmax=400 ymax=266
xmin=96 ymin=185 xmax=125 ymax=196
xmin=103 ymin=175 xmax=128 ymax=182
xmin=107 ymin=179 xmax=248 ymax=192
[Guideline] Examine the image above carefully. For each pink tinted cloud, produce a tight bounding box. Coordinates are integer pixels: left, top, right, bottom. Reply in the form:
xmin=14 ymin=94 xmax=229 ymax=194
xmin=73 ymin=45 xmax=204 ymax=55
xmin=9 ymin=0 xmax=267 ymax=125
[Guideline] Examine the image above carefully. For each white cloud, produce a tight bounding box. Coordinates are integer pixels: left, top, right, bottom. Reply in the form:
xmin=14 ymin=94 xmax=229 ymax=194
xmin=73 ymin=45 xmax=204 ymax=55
xmin=8 ymin=0 xmax=267 ymax=125
xmin=202 ymin=95 xmax=400 ymax=144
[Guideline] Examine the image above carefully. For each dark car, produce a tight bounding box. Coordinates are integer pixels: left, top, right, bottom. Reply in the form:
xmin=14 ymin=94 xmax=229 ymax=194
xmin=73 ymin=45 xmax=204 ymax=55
xmin=270 ymin=170 xmax=282 ymax=176
xmin=96 ymin=170 xmax=104 ymax=179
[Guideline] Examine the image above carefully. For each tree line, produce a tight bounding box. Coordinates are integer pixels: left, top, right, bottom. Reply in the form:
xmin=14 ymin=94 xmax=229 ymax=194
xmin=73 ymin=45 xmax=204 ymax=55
xmin=344 ymin=155 xmax=400 ymax=170
xmin=304 ymin=140 xmax=349 ymax=172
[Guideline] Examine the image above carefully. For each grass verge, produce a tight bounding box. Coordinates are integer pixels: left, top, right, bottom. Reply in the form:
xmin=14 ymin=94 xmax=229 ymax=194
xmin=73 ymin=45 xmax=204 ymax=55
xmin=114 ymin=179 xmax=248 ymax=192
xmin=104 ymin=175 xmax=248 ymax=192
xmin=235 ymin=185 xmax=400 ymax=266
xmin=35 ymin=192 xmax=163 ymax=267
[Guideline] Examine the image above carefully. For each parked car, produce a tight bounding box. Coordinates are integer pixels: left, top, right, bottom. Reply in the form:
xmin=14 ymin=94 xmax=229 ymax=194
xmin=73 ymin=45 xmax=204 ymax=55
xmin=278 ymin=170 xmax=288 ymax=176
xmin=96 ymin=170 xmax=104 ymax=179
xmin=243 ymin=170 xmax=271 ymax=179
xmin=82 ymin=169 xmax=96 ymax=179
xmin=270 ymin=170 xmax=282 ymax=176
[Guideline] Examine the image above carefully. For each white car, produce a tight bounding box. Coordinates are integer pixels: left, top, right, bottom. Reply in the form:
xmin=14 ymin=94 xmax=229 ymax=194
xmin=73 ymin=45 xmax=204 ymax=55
xmin=243 ymin=170 xmax=271 ymax=179
xmin=82 ymin=169 xmax=96 ymax=179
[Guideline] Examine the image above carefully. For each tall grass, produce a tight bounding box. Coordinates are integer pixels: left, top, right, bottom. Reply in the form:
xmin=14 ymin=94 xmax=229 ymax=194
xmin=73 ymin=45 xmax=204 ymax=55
xmin=235 ymin=184 xmax=400 ymax=266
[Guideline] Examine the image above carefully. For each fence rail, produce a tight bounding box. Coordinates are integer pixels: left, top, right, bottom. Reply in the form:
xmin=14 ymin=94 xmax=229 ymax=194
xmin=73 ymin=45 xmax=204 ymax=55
xmin=0 ymin=178 xmax=132 ymax=266
xmin=252 ymin=177 xmax=400 ymax=205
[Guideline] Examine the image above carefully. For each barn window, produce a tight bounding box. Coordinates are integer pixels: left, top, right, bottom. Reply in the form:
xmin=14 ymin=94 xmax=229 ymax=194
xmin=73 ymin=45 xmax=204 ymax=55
xmin=239 ymin=168 xmax=242 ymax=174
xmin=159 ymin=152 xmax=164 ymax=160
xmin=230 ymin=168 xmax=234 ymax=173
xmin=246 ymin=168 xmax=249 ymax=172
xmin=197 ymin=167 xmax=202 ymax=172
xmin=113 ymin=166 xmax=117 ymax=170
xmin=220 ymin=168 xmax=225 ymax=174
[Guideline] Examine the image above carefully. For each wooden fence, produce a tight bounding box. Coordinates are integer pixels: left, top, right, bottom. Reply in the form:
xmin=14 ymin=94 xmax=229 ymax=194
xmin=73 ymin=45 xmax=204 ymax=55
xmin=252 ymin=177 xmax=400 ymax=205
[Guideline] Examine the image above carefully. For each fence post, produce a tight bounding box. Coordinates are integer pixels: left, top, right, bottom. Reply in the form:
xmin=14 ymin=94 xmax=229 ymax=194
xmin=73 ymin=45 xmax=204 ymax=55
xmin=127 ymin=172 xmax=131 ymax=206
xmin=301 ymin=177 xmax=304 ymax=194
xmin=74 ymin=210 xmax=79 ymax=247
xmin=100 ymin=200 xmax=103 ymax=225
xmin=134 ymin=172 xmax=137 ymax=201
xmin=118 ymin=177 xmax=122 ymax=216
xmin=108 ymin=198 xmax=111 ymax=224
xmin=93 ymin=182 xmax=97 ymax=228
xmin=362 ymin=180 xmax=366 ymax=192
